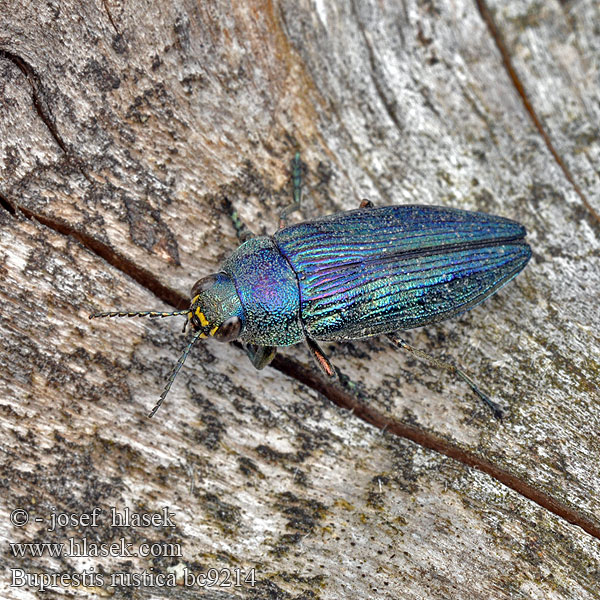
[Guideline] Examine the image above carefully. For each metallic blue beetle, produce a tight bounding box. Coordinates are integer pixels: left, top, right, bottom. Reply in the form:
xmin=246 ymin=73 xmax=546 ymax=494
xmin=91 ymin=154 xmax=531 ymax=418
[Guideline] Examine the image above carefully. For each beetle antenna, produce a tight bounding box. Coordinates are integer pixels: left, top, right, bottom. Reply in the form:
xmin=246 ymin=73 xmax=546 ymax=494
xmin=148 ymin=329 xmax=203 ymax=418
xmin=89 ymin=310 xmax=190 ymax=320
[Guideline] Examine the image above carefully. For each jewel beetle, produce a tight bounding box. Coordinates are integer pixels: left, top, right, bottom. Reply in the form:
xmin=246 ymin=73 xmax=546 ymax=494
xmin=91 ymin=154 xmax=531 ymax=419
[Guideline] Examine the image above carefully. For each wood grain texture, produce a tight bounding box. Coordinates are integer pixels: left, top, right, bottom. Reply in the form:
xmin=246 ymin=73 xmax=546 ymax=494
xmin=1 ymin=1 xmax=599 ymax=598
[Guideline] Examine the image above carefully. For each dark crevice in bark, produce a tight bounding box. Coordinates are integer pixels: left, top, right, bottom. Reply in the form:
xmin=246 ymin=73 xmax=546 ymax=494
xmin=0 ymin=190 xmax=17 ymax=215
xmin=0 ymin=50 xmax=70 ymax=156
xmin=271 ymin=354 xmax=600 ymax=541
xmin=475 ymin=0 xmax=600 ymax=227
xmin=8 ymin=196 xmax=599 ymax=541
xmin=13 ymin=203 xmax=188 ymax=311
xmin=101 ymin=0 xmax=120 ymax=34
xmin=0 ymin=50 xmax=93 ymax=184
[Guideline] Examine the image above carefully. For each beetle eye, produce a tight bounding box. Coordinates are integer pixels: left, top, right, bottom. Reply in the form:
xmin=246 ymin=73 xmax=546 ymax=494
xmin=191 ymin=274 xmax=220 ymax=298
xmin=214 ymin=316 xmax=242 ymax=342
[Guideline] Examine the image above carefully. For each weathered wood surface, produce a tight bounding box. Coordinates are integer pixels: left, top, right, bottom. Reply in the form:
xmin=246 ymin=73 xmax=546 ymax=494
xmin=1 ymin=1 xmax=599 ymax=598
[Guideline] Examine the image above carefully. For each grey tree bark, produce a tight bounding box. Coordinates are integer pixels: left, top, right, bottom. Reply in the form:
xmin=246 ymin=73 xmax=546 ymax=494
xmin=1 ymin=1 xmax=599 ymax=599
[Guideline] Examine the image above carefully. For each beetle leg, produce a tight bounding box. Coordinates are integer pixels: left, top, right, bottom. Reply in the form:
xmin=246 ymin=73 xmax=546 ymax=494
xmin=305 ymin=337 xmax=338 ymax=379
xmin=279 ymin=151 xmax=303 ymax=229
xmin=359 ymin=199 xmax=374 ymax=209
xmin=244 ymin=344 xmax=277 ymax=370
xmin=386 ymin=334 xmax=503 ymax=420
xmin=229 ymin=206 xmax=255 ymax=243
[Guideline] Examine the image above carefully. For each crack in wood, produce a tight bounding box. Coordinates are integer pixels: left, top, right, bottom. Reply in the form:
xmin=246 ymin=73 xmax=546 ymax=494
xmin=0 ymin=190 xmax=16 ymax=215
xmin=0 ymin=50 xmax=70 ymax=155
xmin=475 ymin=0 xmax=600 ymax=228
xmin=271 ymin=353 xmax=600 ymax=541
xmin=0 ymin=49 xmax=93 ymax=184
xmin=101 ymin=0 xmax=120 ymax=35
xmin=4 ymin=201 xmax=187 ymax=310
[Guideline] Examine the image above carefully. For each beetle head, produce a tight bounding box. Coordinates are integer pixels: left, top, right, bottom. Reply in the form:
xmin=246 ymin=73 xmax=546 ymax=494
xmin=89 ymin=272 xmax=244 ymax=418
xmin=187 ymin=273 xmax=244 ymax=342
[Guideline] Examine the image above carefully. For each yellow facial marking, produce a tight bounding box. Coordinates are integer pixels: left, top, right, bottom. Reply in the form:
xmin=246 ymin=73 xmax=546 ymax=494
xmin=209 ymin=326 xmax=219 ymax=337
xmin=195 ymin=307 xmax=209 ymax=327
